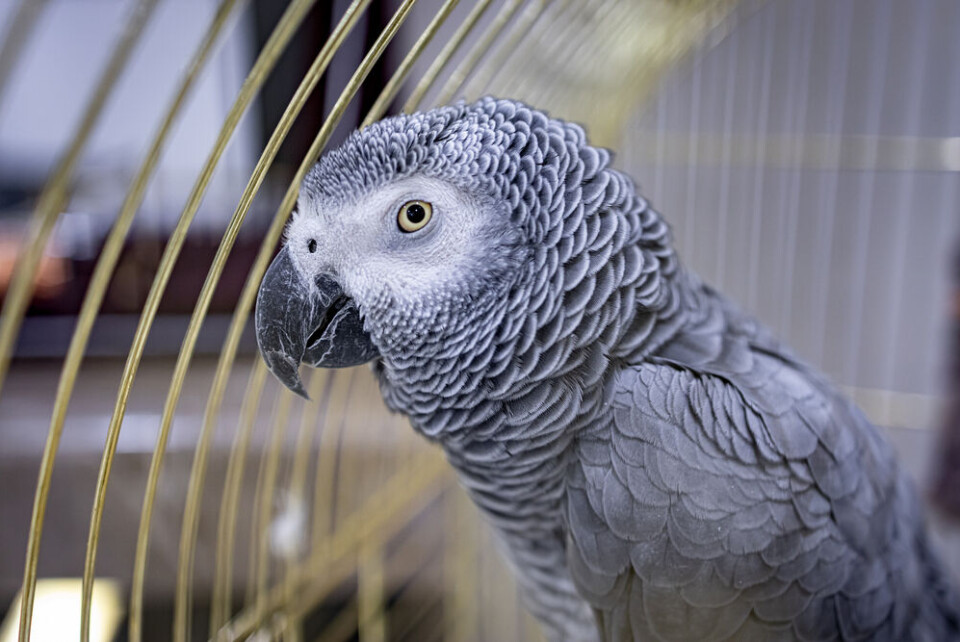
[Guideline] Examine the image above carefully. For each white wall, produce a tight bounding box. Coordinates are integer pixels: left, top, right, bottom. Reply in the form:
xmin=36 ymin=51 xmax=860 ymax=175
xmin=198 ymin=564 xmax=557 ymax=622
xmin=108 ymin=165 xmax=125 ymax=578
xmin=623 ymin=0 xmax=960 ymax=412
xmin=0 ymin=0 xmax=259 ymax=232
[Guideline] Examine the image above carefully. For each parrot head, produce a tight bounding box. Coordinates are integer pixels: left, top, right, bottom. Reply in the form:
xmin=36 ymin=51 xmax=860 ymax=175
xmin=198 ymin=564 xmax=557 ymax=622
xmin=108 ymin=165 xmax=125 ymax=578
xmin=255 ymin=98 xmax=532 ymax=398
xmin=255 ymin=98 xmax=669 ymax=432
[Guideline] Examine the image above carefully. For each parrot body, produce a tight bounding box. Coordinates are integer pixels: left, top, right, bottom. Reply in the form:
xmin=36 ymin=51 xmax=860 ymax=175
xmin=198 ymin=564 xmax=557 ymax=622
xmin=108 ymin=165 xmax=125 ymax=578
xmin=256 ymin=98 xmax=960 ymax=641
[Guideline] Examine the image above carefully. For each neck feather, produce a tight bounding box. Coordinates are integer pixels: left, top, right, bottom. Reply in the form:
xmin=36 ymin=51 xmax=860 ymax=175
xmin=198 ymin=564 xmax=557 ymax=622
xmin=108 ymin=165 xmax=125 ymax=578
xmin=376 ymin=171 xmax=686 ymax=451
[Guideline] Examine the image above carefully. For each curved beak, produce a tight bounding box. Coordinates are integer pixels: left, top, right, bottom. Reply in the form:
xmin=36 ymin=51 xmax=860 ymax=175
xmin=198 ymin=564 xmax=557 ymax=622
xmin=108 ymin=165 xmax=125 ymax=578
xmin=255 ymin=247 xmax=379 ymax=398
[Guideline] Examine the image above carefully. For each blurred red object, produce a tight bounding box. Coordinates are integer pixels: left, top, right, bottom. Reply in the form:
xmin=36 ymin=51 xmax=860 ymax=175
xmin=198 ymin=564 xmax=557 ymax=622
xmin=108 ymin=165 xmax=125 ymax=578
xmin=931 ymin=245 xmax=960 ymax=520
xmin=0 ymin=232 xmax=70 ymax=300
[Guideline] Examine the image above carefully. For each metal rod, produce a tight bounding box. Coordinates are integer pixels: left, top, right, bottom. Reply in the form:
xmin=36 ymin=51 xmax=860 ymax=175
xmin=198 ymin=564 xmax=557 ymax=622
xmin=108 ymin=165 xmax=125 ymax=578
xmin=156 ymin=2 xmax=373 ymax=637
xmin=357 ymin=544 xmax=386 ymax=642
xmin=363 ymin=0 xmax=461 ymax=126
xmin=200 ymin=0 xmax=488 ymax=608
xmin=434 ymin=0 xmax=526 ymax=106
xmin=0 ymin=0 xmax=160 ymax=400
xmin=244 ymin=386 xmax=277 ymax=610
xmin=461 ymin=0 xmax=547 ymax=100
xmin=14 ymin=2 xmax=246 ymax=640
xmin=201 ymin=0 xmax=481 ymax=600
xmin=79 ymin=1 xmax=321 ymax=640
xmin=310 ymin=369 xmax=356 ymax=548
xmin=402 ymin=0 xmax=495 ymax=112
xmin=277 ymin=369 xmax=331 ymax=636
xmin=218 ymin=455 xmax=449 ymax=640
xmin=14 ymin=2 xmax=161 ymax=639
xmin=209 ymin=361 xmax=268 ymax=638
xmin=0 ymin=0 xmax=159 ymax=403
xmin=490 ymin=0 xmax=576 ymax=101
xmin=248 ymin=389 xmax=294 ymax=638
xmin=189 ymin=0 xmax=434 ymax=569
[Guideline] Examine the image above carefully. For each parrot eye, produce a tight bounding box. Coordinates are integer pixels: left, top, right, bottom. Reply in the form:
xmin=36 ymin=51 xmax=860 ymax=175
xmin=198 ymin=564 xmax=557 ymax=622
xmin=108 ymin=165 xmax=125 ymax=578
xmin=397 ymin=200 xmax=432 ymax=233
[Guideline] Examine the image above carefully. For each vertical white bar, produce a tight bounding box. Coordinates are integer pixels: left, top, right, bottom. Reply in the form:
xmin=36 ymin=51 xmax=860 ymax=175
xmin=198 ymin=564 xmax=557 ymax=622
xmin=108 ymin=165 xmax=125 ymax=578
xmin=779 ymin=1 xmax=816 ymax=339
xmin=812 ymin=0 xmax=855 ymax=371
xmin=745 ymin=6 xmax=776 ymax=313
xmin=881 ymin=0 xmax=932 ymax=408
xmin=653 ymin=78 xmax=668 ymax=207
xmin=842 ymin=0 xmax=893 ymax=386
xmin=728 ymin=8 xmax=762 ymax=306
xmin=919 ymin=0 xmax=960 ymax=401
xmin=771 ymin=1 xmax=802 ymax=337
xmin=715 ymin=17 xmax=738 ymax=289
xmin=682 ymin=47 xmax=703 ymax=259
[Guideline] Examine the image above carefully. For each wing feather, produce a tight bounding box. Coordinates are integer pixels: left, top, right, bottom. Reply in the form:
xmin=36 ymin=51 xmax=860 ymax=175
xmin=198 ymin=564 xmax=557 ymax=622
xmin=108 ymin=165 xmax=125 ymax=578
xmin=565 ymin=316 xmax=957 ymax=641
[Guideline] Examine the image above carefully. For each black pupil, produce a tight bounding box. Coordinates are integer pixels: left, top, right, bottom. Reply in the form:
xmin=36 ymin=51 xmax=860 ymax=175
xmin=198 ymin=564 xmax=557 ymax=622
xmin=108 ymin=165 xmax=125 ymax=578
xmin=307 ymin=239 xmax=317 ymax=253
xmin=406 ymin=204 xmax=425 ymax=224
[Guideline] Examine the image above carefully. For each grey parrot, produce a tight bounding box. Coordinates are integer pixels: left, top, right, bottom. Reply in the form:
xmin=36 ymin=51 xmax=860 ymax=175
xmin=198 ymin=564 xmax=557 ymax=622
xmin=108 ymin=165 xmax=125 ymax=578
xmin=255 ymin=97 xmax=960 ymax=641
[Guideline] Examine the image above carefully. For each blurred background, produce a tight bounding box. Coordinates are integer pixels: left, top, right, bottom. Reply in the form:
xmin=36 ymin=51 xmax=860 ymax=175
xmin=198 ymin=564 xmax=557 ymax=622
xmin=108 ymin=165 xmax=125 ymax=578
xmin=0 ymin=0 xmax=958 ymax=640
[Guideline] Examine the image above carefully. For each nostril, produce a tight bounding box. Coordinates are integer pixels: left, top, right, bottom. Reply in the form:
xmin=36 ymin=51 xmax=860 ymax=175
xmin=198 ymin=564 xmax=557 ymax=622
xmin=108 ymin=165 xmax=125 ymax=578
xmin=315 ymin=272 xmax=340 ymax=291
xmin=307 ymin=239 xmax=317 ymax=253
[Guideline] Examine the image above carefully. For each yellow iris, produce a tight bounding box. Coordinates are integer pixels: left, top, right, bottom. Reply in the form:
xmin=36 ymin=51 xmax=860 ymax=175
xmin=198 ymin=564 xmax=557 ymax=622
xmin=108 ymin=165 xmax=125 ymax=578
xmin=397 ymin=200 xmax=432 ymax=232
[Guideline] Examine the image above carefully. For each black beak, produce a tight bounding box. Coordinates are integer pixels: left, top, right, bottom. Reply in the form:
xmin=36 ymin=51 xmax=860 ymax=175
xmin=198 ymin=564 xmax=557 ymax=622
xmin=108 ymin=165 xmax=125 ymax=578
xmin=255 ymin=247 xmax=379 ymax=398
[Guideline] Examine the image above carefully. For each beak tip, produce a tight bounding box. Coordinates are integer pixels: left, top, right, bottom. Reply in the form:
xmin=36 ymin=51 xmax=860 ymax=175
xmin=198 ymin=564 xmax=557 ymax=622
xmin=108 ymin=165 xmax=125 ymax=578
xmin=261 ymin=349 xmax=310 ymax=400
xmin=292 ymin=383 xmax=311 ymax=401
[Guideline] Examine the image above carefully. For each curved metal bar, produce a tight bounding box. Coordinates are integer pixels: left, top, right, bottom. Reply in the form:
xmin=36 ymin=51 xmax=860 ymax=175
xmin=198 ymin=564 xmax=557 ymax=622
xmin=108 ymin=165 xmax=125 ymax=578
xmin=482 ymin=0 xmax=573 ymax=99
xmin=218 ymin=454 xmax=449 ymax=640
xmin=241 ymin=0 xmax=421 ymax=608
xmin=208 ymin=360 xmax=267 ymax=638
xmin=434 ymin=0 xmax=526 ymax=106
xmin=204 ymin=162 xmax=352 ymax=642
xmin=502 ymin=0 xmax=610 ymax=107
xmin=140 ymin=1 xmax=373 ymax=637
xmin=357 ymin=543 xmax=386 ymax=641
xmin=309 ymin=368 xmax=356 ymax=547
xmin=186 ymin=0 xmax=431 ymax=630
xmin=249 ymin=388 xmax=294 ymax=635
xmin=76 ymin=1 xmax=320 ymax=640
xmin=133 ymin=0 xmax=418 ymax=636
xmin=461 ymin=0 xmax=548 ymax=100
xmin=281 ymin=368 xmax=331 ymax=577
xmin=209 ymin=367 xmax=325 ymax=640
xmin=12 ymin=4 xmax=160 ymax=638
xmin=401 ymin=0 xmax=495 ymax=113
xmin=494 ymin=0 xmax=588 ymax=100
xmin=209 ymin=34 xmax=441 ymax=613
xmin=0 ymin=0 xmax=159 ymax=400
xmin=362 ymin=0 xmax=461 ymax=127
xmin=185 ymin=0 xmax=570 ymax=634
xmin=241 ymin=384 xmax=279 ymax=613
xmin=16 ymin=2 xmax=245 ymax=640
xmin=196 ymin=0 xmax=487 ymax=622
xmin=217 ymin=0 xmax=737 ymax=636
xmin=273 ymin=369 xmax=331 ymax=637
xmin=202 ymin=186 xmax=310 ymax=636
xmin=331 ymin=372 xmax=392 ymax=529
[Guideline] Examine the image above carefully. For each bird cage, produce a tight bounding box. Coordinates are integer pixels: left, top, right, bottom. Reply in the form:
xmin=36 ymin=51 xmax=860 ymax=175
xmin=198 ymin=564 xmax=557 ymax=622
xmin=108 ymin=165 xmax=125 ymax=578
xmin=0 ymin=0 xmax=957 ymax=641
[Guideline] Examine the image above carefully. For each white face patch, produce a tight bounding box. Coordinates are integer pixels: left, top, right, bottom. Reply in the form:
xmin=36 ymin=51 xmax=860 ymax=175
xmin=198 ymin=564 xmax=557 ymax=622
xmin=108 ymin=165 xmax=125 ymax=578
xmin=287 ymin=175 xmax=500 ymax=309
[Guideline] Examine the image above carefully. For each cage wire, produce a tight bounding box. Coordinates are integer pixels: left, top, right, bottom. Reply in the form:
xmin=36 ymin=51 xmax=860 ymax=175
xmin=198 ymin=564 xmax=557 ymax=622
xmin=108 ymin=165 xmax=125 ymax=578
xmin=0 ymin=0 xmax=957 ymax=641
